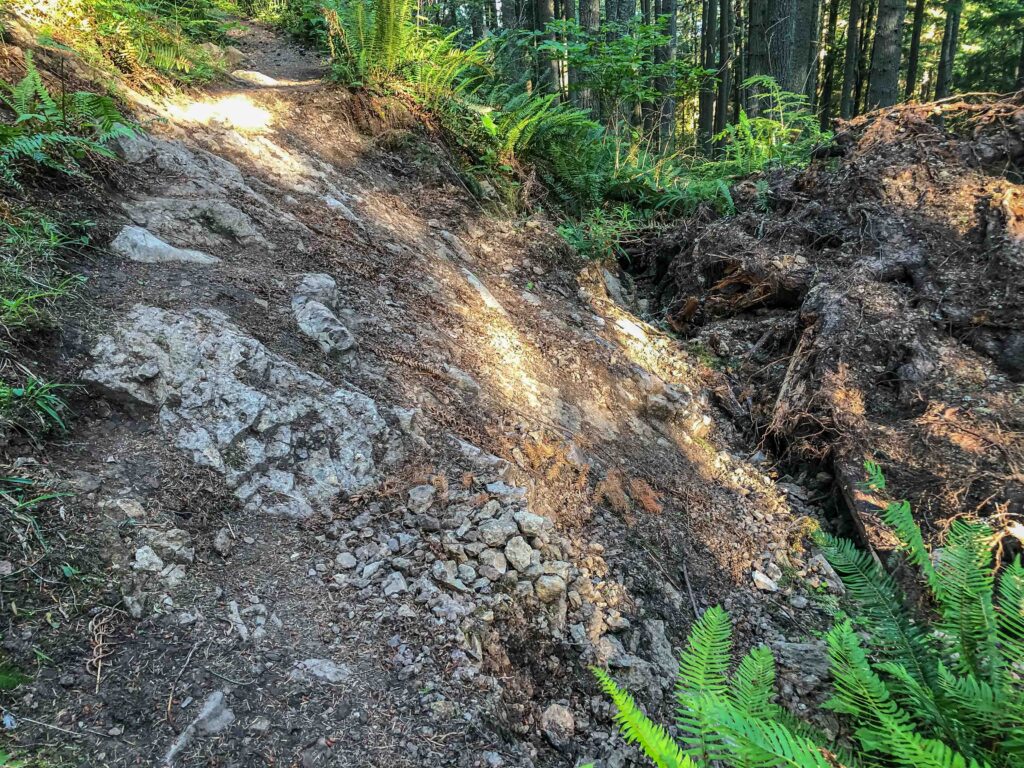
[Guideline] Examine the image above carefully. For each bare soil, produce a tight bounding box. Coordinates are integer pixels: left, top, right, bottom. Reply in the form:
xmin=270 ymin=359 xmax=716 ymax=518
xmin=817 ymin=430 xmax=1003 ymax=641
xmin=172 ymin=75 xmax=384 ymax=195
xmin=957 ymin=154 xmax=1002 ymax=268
xmin=634 ymin=97 xmax=1024 ymax=556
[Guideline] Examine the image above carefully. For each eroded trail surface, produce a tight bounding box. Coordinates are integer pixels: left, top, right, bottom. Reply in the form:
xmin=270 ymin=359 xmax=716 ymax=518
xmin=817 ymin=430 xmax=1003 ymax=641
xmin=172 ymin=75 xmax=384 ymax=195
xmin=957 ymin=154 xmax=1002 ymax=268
xmin=3 ymin=24 xmax=838 ymax=767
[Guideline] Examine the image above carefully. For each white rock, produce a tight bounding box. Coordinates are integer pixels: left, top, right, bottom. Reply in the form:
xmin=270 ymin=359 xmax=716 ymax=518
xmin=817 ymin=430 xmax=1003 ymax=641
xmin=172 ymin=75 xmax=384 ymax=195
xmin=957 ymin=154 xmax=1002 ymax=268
xmin=133 ymin=545 xmax=164 ymax=573
xmin=110 ymin=226 xmax=220 ymax=265
xmin=478 ymin=548 xmax=507 ymax=575
xmin=478 ymin=518 xmax=518 ymax=547
xmin=504 ymin=536 xmax=533 ymax=572
xmin=752 ymin=570 xmax=779 ymax=592
xmin=293 ymin=658 xmax=351 ymax=684
xmin=514 ymin=509 xmax=549 ymax=537
xmin=382 ymin=571 xmax=408 ymax=596
xmin=540 ymin=703 xmax=575 ymax=745
xmin=82 ymin=306 xmax=391 ymax=518
xmin=407 ymin=485 xmax=436 ymax=514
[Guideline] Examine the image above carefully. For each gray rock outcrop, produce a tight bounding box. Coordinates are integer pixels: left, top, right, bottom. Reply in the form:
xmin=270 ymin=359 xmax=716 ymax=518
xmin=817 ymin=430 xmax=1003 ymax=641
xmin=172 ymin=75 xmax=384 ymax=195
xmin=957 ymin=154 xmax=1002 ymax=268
xmin=83 ymin=305 xmax=389 ymax=517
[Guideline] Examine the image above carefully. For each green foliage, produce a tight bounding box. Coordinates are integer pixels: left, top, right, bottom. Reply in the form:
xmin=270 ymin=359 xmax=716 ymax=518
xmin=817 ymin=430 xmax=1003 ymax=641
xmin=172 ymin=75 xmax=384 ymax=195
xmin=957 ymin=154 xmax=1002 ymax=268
xmin=700 ymin=76 xmax=829 ymax=179
xmin=558 ymin=205 xmax=643 ymax=262
xmin=14 ymin=0 xmax=228 ymax=84
xmin=0 ymin=374 xmax=70 ymax=435
xmin=0 ymin=52 xmax=135 ymax=188
xmin=596 ymin=463 xmax=1024 ymax=768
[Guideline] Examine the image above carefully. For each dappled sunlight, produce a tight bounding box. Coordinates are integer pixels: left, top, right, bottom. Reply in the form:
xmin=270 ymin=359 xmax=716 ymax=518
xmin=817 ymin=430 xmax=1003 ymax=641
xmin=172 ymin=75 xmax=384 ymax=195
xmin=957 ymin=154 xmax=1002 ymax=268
xmin=167 ymin=94 xmax=274 ymax=133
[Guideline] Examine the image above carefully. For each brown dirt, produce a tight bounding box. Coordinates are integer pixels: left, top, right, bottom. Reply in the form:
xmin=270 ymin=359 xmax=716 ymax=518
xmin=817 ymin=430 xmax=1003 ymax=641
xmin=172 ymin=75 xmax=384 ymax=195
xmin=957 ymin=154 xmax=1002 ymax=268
xmin=637 ymin=96 xmax=1024 ymax=554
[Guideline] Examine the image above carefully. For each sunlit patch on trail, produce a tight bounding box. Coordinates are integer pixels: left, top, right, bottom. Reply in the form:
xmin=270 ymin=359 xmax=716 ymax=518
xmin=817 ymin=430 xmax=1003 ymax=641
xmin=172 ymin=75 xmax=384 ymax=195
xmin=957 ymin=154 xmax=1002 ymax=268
xmin=168 ymin=94 xmax=273 ymax=133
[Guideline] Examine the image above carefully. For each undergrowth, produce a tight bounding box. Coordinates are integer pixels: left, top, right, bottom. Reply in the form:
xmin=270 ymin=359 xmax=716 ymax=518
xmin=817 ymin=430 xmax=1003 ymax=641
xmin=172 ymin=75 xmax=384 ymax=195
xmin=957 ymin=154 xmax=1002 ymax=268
xmin=0 ymin=51 xmax=135 ymax=188
xmin=8 ymin=0 xmax=234 ymax=85
xmin=594 ymin=462 xmax=1024 ymax=768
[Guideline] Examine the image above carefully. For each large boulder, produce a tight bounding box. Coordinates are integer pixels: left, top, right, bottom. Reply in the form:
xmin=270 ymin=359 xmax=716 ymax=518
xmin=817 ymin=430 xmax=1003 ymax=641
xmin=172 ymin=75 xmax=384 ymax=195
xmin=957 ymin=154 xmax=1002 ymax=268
xmin=83 ymin=305 xmax=389 ymax=517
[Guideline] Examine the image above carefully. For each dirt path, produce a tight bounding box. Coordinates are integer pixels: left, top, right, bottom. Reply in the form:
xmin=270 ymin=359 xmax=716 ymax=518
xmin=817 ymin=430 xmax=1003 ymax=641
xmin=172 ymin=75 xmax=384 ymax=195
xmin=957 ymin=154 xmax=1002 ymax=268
xmin=2 ymin=23 xmax=839 ymax=767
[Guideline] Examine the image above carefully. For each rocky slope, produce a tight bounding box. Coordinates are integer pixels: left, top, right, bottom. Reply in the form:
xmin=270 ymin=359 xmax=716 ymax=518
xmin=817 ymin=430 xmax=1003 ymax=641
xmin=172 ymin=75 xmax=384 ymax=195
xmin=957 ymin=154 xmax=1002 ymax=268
xmin=1 ymin=20 xmax=840 ymax=767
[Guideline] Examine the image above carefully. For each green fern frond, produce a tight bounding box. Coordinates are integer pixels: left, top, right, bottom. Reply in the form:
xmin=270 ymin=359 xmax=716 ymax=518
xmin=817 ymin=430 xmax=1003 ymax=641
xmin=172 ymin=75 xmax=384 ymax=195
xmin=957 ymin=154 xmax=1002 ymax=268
xmin=730 ymin=646 xmax=782 ymax=721
xmin=703 ymin=698 xmax=837 ymax=768
xmin=881 ymin=498 xmax=940 ymax=591
xmin=934 ymin=520 xmax=1000 ymax=685
xmin=593 ymin=667 xmax=693 ymax=768
xmin=817 ymin=533 xmax=936 ymax=688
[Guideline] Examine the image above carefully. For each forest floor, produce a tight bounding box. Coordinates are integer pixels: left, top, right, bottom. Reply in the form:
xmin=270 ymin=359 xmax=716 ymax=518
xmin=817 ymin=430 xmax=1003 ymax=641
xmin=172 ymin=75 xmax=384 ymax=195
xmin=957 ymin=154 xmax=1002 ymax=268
xmin=2 ymin=15 xmax=1018 ymax=768
xmin=633 ymin=98 xmax=1024 ymax=558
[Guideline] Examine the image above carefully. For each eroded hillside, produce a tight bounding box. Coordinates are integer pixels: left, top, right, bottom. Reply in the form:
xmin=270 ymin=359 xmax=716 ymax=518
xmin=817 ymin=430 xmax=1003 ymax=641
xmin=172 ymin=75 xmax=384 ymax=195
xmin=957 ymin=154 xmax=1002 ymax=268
xmin=0 ymin=14 xmax=973 ymax=768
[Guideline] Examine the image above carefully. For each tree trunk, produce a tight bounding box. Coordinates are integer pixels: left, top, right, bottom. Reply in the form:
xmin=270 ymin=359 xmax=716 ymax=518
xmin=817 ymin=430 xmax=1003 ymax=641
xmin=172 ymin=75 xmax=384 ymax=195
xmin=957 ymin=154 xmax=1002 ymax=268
xmin=789 ymin=0 xmax=817 ymax=95
xmin=818 ymin=0 xmax=840 ymax=129
xmin=935 ymin=0 xmax=963 ymax=100
xmin=537 ymin=0 xmax=560 ymax=95
xmin=807 ymin=0 xmax=822 ymax=107
xmin=747 ymin=0 xmax=770 ymax=113
xmin=470 ymin=0 xmax=486 ymax=39
xmin=865 ymin=0 xmax=906 ymax=109
xmin=854 ymin=0 xmax=875 ymax=114
xmin=904 ymin=0 xmax=925 ymax=99
xmin=579 ymin=0 xmax=600 ymax=114
xmin=1017 ymin=30 xmax=1024 ymax=91
xmin=714 ymin=0 xmax=734 ymax=138
xmin=698 ymin=0 xmax=719 ymax=154
xmin=656 ymin=0 xmax=679 ymax=146
xmin=767 ymin=0 xmax=795 ymax=91
xmin=840 ymin=0 xmax=863 ymax=118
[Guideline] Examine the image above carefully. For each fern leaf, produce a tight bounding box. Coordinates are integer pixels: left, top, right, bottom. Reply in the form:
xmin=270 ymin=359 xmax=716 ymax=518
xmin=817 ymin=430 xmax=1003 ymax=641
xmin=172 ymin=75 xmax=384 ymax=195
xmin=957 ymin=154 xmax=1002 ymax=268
xmin=593 ymin=667 xmax=692 ymax=768
xmin=818 ymin=533 xmax=936 ymax=688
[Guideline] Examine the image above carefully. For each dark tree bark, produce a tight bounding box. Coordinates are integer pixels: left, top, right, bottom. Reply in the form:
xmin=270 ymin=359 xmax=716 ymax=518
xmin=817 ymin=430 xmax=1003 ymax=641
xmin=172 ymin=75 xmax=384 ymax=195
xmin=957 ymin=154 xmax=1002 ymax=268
xmin=733 ymin=0 xmax=745 ymax=119
xmin=747 ymin=0 xmax=770 ymax=113
xmin=935 ymin=0 xmax=964 ymax=100
xmin=854 ymin=0 xmax=875 ymax=114
xmin=904 ymin=0 xmax=926 ymax=99
xmin=714 ymin=0 xmax=734 ymax=138
xmin=698 ymin=0 xmax=720 ymax=153
xmin=767 ymin=0 xmax=796 ymax=91
xmin=789 ymin=0 xmax=817 ymax=94
xmin=1017 ymin=30 xmax=1024 ymax=91
xmin=840 ymin=0 xmax=863 ymax=118
xmin=865 ymin=0 xmax=907 ymax=109
xmin=537 ymin=0 xmax=560 ymax=95
xmin=818 ymin=0 xmax=840 ymax=129
xmin=579 ymin=0 xmax=600 ymax=114
xmin=470 ymin=0 xmax=486 ymax=39
xmin=656 ymin=0 xmax=679 ymax=145
xmin=807 ymin=0 xmax=822 ymax=107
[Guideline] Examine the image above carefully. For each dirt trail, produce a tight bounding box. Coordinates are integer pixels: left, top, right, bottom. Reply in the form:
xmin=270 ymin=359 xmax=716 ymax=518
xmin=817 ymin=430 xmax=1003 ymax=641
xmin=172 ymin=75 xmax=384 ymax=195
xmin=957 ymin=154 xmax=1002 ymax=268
xmin=2 ymin=22 xmax=839 ymax=767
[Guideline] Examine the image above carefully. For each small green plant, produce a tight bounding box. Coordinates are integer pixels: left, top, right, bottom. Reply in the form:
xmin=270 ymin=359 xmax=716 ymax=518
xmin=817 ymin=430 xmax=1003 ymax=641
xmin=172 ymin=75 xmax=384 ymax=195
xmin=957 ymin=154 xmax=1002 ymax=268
xmin=595 ymin=462 xmax=1024 ymax=768
xmin=14 ymin=0 xmax=226 ymax=83
xmin=1 ymin=208 xmax=89 ymax=338
xmin=558 ymin=205 xmax=643 ymax=262
xmin=0 ymin=374 xmax=71 ymax=434
xmin=0 ymin=51 xmax=135 ymax=187
xmin=699 ymin=75 xmax=830 ymax=179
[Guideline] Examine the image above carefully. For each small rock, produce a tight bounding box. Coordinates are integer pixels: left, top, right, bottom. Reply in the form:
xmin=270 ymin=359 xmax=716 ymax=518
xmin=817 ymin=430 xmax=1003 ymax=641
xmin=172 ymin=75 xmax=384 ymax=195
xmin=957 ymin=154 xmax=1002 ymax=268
xmin=407 ymin=485 xmax=436 ymax=514
xmin=213 ymin=527 xmax=233 ymax=557
xmin=478 ymin=548 xmax=507 ymax=575
xmin=111 ymin=225 xmax=219 ymax=265
xmin=133 ymin=546 xmax=164 ymax=573
xmin=478 ymin=518 xmax=518 ymax=548
xmin=541 ymin=703 xmax=575 ymax=747
xmin=752 ymin=570 xmax=779 ymax=592
xmin=382 ymin=571 xmax=408 ymax=597
xmin=514 ymin=509 xmax=548 ymax=537
xmin=293 ymin=658 xmax=351 ymax=684
xmin=504 ymin=536 xmax=533 ymax=572
xmin=535 ymin=575 xmax=567 ymax=604
xmin=336 ymin=553 xmax=358 ymax=571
